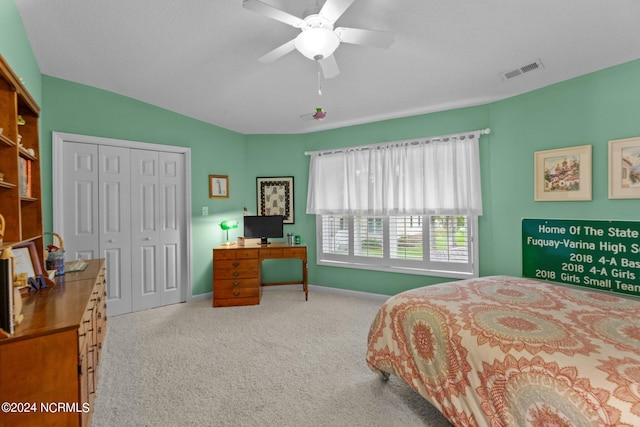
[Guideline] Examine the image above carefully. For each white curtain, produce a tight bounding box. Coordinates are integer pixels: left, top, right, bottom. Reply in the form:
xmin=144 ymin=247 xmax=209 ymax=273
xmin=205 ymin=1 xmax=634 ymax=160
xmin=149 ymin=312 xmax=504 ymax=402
xmin=306 ymin=131 xmax=483 ymax=216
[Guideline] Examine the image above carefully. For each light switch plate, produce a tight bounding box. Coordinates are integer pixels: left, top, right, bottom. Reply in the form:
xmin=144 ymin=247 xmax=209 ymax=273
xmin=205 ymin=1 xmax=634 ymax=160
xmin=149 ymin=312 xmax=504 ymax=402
xmin=202 ymin=206 xmax=208 ymax=216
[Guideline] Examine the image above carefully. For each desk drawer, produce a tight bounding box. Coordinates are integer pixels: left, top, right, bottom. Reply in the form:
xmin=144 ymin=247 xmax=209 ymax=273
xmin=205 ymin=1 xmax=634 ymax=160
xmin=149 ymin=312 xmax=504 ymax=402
xmin=214 ymin=248 xmax=259 ymax=260
xmin=214 ymin=279 xmax=260 ymax=299
xmin=214 ymin=259 xmax=259 ymax=279
xmin=260 ymin=248 xmax=284 ymax=258
xmin=286 ymin=247 xmax=307 ymax=258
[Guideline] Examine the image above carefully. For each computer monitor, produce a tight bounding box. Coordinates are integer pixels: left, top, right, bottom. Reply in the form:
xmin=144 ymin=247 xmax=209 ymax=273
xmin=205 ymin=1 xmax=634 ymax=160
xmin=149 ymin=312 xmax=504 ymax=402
xmin=243 ymin=215 xmax=284 ymax=245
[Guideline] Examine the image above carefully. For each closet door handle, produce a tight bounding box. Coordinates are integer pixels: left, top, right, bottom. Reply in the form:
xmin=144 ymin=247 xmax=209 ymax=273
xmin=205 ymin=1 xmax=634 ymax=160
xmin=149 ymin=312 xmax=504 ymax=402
xmin=144 ymin=237 xmax=151 ymax=241
xmin=108 ymin=239 xmax=115 ymax=243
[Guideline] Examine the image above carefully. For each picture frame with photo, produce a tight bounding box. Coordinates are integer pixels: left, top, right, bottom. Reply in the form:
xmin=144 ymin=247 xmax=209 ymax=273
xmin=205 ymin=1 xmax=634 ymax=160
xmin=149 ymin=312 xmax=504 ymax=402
xmin=9 ymin=241 xmax=43 ymax=280
xmin=256 ymin=176 xmax=294 ymax=224
xmin=608 ymin=136 xmax=640 ymax=199
xmin=209 ymin=175 xmax=229 ymax=198
xmin=534 ymin=144 xmax=592 ymax=201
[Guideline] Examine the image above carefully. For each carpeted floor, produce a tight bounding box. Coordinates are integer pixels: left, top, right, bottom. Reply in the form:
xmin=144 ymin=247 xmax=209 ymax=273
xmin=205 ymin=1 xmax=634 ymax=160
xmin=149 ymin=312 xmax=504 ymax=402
xmin=92 ymin=287 xmax=452 ymax=427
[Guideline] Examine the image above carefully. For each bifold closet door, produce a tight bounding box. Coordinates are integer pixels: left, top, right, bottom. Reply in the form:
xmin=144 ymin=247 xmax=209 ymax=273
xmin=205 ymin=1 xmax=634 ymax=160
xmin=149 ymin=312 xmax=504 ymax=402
xmin=130 ymin=149 xmax=184 ymax=312
xmin=61 ymin=142 xmax=99 ymax=261
xmin=62 ymin=143 xmax=134 ymax=316
xmin=99 ymin=145 xmax=133 ymax=316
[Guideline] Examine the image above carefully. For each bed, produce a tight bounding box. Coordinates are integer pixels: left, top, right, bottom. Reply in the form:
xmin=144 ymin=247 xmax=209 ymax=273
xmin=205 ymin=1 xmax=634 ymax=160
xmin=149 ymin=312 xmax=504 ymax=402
xmin=366 ymin=275 xmax=640 ymax=426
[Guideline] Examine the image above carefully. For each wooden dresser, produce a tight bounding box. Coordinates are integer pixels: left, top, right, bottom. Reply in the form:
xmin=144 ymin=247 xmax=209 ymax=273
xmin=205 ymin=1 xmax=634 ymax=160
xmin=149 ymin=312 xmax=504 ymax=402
xmin=0 ymin=258 xmax=107 ymax=427
xmin=213 ymin=243 xmax=308 ymax=307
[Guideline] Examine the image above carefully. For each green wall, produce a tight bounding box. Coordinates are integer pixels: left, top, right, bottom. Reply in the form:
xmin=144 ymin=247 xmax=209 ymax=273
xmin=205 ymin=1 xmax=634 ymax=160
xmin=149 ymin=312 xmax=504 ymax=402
xmin=4 ymin=0 xmax=640 ymax=298
xmin=0 ymin=0 xmax=41 ymax=103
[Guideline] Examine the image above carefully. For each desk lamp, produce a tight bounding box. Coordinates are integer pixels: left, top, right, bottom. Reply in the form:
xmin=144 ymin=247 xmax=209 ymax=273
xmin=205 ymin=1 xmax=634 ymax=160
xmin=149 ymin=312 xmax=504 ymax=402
xmin=220 ymin=220 xmax=239 ymax=245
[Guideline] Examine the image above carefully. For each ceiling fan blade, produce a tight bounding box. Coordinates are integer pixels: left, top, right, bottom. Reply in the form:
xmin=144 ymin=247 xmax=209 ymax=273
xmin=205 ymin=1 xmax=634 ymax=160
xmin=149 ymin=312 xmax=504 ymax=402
xmin=243 ymin=0 xmax=305 ymax=28
xmin=258 ymin=39 xmax=297 ymax=63
xmin=335 ymin=27 xmax=395 ymax=49
xmin=319 ymin=55 xmax=340 ymax=79
xmin=319 ymin=0 xmax=356 ymax=23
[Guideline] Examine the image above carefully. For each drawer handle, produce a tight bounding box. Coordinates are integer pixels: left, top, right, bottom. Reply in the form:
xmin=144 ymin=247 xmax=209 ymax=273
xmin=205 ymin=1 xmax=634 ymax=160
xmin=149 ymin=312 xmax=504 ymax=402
xmin=233 ymin=281 xmax=240 ymax=286
xmin=232 ymin=272 xmax=240 ymax=277
xmin=232 ymin=262 xmax=240 ymax=267
xmin=233 ymin=291 xmax=240 ymax=297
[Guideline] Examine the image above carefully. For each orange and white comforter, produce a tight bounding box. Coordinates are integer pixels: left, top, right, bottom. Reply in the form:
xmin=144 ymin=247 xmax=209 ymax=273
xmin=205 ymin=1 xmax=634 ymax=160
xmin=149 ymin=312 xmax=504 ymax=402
xmin=366 ymin=276 xmax=640 ymax=426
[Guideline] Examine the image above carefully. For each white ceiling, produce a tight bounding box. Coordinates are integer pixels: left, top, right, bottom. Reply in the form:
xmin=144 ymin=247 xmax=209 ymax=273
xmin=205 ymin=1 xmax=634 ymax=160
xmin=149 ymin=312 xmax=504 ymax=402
xmin=16 ymin=0 xmax=640 ymax=135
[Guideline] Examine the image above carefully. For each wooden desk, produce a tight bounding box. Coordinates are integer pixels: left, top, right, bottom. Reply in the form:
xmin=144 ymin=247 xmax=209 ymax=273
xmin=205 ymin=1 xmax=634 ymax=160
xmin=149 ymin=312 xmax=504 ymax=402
xmin=213 ymin=243 xmax=308 ymax=307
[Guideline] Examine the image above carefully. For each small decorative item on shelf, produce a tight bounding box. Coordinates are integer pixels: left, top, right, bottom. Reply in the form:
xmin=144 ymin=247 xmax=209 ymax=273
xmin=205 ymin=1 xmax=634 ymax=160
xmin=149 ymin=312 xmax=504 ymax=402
xmin=0 ymin=172 xmax=4 ymax=181
xmin=45 ymin=233 xmax=65 ymax=276
xmin=17 ymin=115 xmax=25 ymax=125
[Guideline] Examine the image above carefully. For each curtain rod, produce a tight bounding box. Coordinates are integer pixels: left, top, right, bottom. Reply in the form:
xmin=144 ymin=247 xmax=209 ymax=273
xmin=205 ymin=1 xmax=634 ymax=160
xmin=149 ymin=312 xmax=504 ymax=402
xmin=304 ymin=128 xmax=491 ymax=156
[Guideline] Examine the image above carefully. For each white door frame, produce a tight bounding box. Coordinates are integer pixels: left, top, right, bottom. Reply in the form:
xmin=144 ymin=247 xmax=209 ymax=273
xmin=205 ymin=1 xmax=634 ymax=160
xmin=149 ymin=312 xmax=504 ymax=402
xmin=52 ymin=132 xmax=193 ymax=303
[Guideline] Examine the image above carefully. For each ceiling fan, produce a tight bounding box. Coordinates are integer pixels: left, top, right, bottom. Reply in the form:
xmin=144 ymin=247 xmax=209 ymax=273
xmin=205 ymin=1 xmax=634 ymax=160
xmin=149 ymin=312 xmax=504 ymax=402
xmin=243 ymin=0 xmax=394 ymax=79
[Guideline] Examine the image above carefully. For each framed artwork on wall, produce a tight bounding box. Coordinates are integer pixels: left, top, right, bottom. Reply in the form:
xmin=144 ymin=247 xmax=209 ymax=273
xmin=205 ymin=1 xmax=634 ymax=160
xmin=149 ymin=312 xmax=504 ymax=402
xmin=209 ymin=175 xmax=229 ymax=198
xmin=534 ymin=144 xmax=592 ymax=201
xmin=608 ymin=136 xmax=640 ymax=199
xmin=257 ymin=176 xmax=294 ymax=223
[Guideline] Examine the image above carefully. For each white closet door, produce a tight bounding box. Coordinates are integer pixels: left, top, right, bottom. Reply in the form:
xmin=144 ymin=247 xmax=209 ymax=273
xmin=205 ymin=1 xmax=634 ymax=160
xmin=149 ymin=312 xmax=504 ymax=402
xmin=54 ymin=132 xmax=190 ymax=317
xmin=158 ymin=152 xmax=186 ymax=306
xmin=129 ymin=151 xmax=186 ymax=310
xmin=61 ymin=142 xmax=99 ymax=260
xmin=99 ymin=145 xmax=133 ymax=316
xmin=131 ymin=149 xmax=162 ymax=311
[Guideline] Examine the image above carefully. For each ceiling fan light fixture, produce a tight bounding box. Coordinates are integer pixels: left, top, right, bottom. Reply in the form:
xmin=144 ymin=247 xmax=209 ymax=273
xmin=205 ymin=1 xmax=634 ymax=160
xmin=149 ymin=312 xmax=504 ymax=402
xmin=295 ymin=27 xmax=340 ymax=61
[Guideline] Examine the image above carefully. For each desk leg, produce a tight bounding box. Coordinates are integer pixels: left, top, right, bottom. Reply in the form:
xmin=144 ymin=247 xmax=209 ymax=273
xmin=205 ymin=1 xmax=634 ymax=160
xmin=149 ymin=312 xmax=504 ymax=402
xmin=303 ymin=260 xmax=309 ymax=301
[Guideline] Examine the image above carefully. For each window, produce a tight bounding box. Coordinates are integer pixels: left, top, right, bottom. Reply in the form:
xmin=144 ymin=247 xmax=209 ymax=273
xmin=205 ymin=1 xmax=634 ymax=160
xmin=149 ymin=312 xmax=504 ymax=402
xmin=317 ymin=214 xmax=477 ymax=278
xmin=307 ymin=129 xmax=487 ymax=279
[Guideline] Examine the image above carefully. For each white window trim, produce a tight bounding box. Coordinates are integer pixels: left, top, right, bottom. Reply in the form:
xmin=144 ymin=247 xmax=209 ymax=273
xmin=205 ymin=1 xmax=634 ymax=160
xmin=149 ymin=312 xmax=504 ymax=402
xmin=315 ymin=215 xmax=479 ymax=280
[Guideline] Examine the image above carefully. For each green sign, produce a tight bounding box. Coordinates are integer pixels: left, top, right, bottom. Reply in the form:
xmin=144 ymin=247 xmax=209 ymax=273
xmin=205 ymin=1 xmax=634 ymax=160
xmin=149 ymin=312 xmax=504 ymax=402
xmin=522 ymin=218 xmax=640 ymax=297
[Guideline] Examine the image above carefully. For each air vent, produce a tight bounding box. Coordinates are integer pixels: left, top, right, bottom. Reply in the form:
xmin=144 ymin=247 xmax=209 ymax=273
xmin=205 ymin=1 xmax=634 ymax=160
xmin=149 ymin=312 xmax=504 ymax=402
xmin=500 ymin=59 xmax=545 ymax=81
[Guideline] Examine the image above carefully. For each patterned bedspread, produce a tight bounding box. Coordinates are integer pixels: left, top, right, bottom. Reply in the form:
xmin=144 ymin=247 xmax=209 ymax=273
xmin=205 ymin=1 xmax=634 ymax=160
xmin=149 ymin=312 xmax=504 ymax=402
xmin=365 ymin=276 xmax=640 ymax=426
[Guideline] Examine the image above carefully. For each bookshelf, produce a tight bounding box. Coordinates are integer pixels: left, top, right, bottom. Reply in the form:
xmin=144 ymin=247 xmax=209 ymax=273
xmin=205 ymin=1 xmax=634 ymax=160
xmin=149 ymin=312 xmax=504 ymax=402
xmin=0 ymin=55 xmax=43 ymax=266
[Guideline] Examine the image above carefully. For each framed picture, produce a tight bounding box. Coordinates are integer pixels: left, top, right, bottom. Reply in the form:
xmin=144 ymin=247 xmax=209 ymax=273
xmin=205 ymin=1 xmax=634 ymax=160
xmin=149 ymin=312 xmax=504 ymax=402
xmin=609 ymin=136 xmax=640 ymax=199
xmin=209 ymin=175 xmax=229 ymax=198
xmin=11 ymin=241 xmax=42 ymax=279
xmin=257 ymin=176 xmax=294 ymax=223
xmin=534 ymin=144 xmax=592 ymax=201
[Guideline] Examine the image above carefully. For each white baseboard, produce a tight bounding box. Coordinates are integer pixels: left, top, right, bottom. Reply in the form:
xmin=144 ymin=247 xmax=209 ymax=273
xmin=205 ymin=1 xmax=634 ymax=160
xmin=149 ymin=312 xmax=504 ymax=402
xmin=308 ymin=284 xmax=390 ymax=301
xmin=193 ymin=284 xmax=391 ymax=303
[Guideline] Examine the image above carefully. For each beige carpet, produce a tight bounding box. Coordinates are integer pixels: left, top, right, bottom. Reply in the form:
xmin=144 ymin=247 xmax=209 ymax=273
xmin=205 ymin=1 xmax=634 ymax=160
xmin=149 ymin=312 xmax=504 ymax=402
xmin=92 ymin=287 xmax=452 ymax=427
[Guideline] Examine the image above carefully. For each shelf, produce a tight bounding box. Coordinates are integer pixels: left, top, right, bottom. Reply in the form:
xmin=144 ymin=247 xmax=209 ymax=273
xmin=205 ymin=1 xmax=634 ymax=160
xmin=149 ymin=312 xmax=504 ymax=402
xmin=18 ymin=147 xmax=37 ymax=161
xmin=0 ymin=54 xmax=43 ymax=267
xmin=0 ymin=134 xmax=15 ymax=147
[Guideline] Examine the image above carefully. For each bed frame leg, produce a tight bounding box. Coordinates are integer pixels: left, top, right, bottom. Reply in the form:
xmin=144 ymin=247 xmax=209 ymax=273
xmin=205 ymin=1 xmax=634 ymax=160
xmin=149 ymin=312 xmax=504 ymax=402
xmin=378 ymin=371 xmax=390 ymax=382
